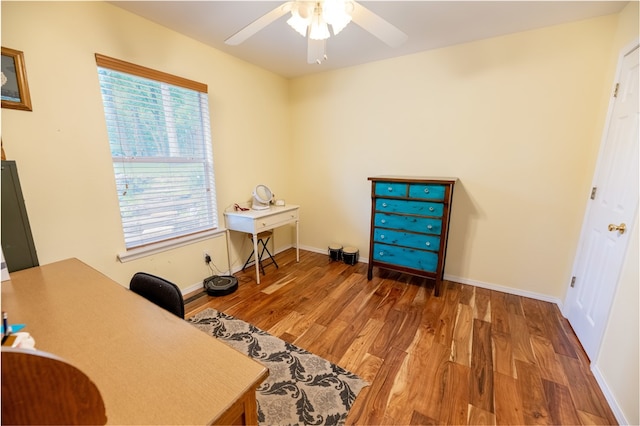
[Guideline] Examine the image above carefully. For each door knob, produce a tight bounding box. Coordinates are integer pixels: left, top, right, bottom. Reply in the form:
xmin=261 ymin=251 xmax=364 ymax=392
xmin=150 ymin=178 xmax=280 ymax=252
xmin=608 ymin=223 xmax=626 ymax=234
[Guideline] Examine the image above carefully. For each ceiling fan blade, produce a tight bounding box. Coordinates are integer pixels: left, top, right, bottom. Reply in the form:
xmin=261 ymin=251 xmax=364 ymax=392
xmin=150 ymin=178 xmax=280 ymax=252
xmin=225 ymin=2 xmax=292 ymax=46
xmin=307 ymin=37 xmax=327 ymax=64
xmin=351 ymin=2 xmax=408 ymax=48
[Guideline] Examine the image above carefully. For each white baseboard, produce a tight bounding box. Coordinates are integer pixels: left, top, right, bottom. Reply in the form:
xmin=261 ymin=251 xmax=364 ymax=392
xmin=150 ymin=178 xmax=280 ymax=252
xmin=591 ymin=364 xmax=628 ymax=425
xmin=183 ymin=282 xmax=205 ymax=296
xmin=186 ymin=244 xmax=564 ymax=310
xmin=298 ymin=244 xmax=331 ymax=256
xmin=443 ymin=274 xmax=564 ymax=310
xmin=304 ymin=246 xmax=564 ymax=311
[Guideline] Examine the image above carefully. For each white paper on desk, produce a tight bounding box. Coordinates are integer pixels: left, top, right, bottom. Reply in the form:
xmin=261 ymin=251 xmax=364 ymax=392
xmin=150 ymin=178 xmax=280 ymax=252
xmin=12 ymin=332 xmax=36 ymax=349
xmin=1 ymin=249 xmax=9 ymax=282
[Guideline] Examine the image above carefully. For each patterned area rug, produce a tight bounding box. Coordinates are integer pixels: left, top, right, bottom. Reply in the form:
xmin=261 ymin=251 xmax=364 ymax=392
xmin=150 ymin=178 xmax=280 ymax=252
xmin=188 ymin=308 xmax=369 ymax=426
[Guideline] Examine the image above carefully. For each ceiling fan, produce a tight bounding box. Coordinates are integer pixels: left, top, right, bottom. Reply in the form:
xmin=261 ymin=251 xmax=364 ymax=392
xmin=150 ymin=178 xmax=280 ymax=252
xmin=225 ymin=0 xmax=408 ymax=65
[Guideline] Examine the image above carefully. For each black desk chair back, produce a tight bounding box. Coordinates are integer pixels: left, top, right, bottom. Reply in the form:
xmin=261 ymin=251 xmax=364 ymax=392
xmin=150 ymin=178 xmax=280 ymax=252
xmin=130 ymin=272 xmax=185 ymax=319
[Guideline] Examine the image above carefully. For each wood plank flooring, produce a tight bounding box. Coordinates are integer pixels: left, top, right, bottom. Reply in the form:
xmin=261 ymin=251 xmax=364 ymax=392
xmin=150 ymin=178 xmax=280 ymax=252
xmin=185 ymin=249 xmax=617 ymax=425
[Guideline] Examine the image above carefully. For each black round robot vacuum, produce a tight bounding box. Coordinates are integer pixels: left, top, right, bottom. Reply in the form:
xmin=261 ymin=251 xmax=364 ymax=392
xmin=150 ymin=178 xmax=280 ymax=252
xmin=204 ymin=275 xmax=238 ymax=297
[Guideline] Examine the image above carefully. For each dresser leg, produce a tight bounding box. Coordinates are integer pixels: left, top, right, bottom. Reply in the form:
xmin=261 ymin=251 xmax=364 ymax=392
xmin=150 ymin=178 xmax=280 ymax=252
xmin=434 ymin=279 xmax=441 ymax=297
xmin=367 ymin=267 xmax=373 ymax=280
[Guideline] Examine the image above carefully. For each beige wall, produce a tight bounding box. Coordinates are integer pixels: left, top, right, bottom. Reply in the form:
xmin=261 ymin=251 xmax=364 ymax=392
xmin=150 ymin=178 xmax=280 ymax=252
xmin=290 ymin=14 xmax=617 ymax=300
xmin=2 ymin=2 xmax=637 ymax=422
xmin=2 ymin=1 xmax=620 ymax=299
xmin=1 ymin=1 xmax=293 ymax=288
xmin=594 ymin=2 xmax=639 ymax=425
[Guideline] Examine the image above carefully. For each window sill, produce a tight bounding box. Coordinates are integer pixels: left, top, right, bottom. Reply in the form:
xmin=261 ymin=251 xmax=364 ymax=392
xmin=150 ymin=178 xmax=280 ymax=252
xmin=117 ymin=228 xmax=227 ymax=263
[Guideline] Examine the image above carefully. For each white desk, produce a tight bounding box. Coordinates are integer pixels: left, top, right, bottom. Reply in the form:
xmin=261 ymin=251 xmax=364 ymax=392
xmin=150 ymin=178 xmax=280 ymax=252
xmin=225 ymin=205 xmax=299 ymax=284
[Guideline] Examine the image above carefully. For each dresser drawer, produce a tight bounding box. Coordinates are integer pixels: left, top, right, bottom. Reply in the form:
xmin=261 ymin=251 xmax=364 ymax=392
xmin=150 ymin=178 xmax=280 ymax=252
xmin=408 ymin=184 xmax=446 ymax=201
xmin=375 ymin=198 xmax=443 ymax=217
xmin=375 ymin=182 xmax=407 ymax=197
xmin=372 ymin=243 xmax=438 ymax=272
xmin=255 ymin=209 xmax=299 ymax=232
xmin=374 ymin=228 xmax=440 ymax=251
xmin=374 ymin=212 xmax=442 ymax=234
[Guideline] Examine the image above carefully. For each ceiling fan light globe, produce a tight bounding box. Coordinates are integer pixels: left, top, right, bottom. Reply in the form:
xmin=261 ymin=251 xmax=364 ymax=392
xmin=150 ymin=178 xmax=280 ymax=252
xmin=322 ymin=0 xmax=346 ymax=16
xmin=329 ymin=16 xmax=351 ymax=35
xmin=309 ymin=22 xmax=330 ymax=40
xmin=309 ymin=8 xmax=330 ymax=40
xmin=296 ymin=2 xmax=314 ymax=19
xmin=323 ymin=1 xmax=351 ymax=22
xmin=287 ymin=13 xmax=309 ymax=37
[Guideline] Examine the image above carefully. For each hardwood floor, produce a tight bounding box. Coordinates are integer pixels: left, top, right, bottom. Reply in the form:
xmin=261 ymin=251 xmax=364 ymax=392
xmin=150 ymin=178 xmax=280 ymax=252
xmin=185 ymin=249 xmax=617 ymax=425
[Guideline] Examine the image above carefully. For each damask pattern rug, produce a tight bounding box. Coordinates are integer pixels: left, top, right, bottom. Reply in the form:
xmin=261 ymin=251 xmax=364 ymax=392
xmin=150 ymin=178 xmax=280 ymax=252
xmin=188 ymin=308 xmax=369 ymax=426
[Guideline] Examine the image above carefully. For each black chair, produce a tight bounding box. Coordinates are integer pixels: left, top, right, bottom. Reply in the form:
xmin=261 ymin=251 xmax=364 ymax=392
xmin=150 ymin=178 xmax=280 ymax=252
xmin=130 ymin=272 xmax=185 ymax=319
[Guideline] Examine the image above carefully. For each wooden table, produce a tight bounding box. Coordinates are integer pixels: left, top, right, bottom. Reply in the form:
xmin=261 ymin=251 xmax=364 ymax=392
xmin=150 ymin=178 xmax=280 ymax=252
xmin=225 ymin=205 xmax=300 ymax=284
xmin=1 ymin=259 xmax=268 ymax=425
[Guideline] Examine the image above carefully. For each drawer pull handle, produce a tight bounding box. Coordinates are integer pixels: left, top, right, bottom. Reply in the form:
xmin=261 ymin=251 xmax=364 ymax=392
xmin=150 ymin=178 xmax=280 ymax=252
xmin=429 ymin=207 xmax=434 ymax=212
xmin=424 ymin=188 xmax=430 ymax=194
xmin=381 ymin=219 xmax=386 ymax=224
xmin=379 ymin=251 xmax=384 ymax=256
xmin=380 ymin=234 xmax=385 ymax=239
xmin=382 ymin=202 xmax=388 ymax=207
xmin=262 ymin=222 xmax=267 ymax=226
xmin=387 ymin=187 xmax=393 ymax=192
xmin=425 ymin=242 xmax=431 ymax=247
xmin=427 ymin=225 xmax=433 ymax=230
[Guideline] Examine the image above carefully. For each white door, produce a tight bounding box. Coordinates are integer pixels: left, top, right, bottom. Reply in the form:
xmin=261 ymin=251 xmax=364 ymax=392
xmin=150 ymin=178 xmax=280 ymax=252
xmin=565 ymin=45 xmax=639 ymax=361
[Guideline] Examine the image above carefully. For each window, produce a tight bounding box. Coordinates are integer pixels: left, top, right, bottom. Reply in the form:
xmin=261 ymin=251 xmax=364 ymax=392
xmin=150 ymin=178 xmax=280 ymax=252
xmin=96 ymin=54 xmax=217 ymax=250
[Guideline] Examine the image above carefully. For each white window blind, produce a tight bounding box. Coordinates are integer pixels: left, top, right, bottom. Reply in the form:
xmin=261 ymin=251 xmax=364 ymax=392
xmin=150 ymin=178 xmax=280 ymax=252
xmin=96 ymin=54 xmax=217 ymax=249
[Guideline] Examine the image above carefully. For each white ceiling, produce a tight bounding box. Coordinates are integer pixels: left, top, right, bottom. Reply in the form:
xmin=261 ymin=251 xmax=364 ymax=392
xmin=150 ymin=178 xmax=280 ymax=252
xmin=110 ymin=1 xmax=628 ymax=79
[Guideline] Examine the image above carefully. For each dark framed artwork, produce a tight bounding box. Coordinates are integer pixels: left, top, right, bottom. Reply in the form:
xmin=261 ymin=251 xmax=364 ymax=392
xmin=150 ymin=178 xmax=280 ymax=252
xmin=1 ymin=47 xmax=32 ymax=111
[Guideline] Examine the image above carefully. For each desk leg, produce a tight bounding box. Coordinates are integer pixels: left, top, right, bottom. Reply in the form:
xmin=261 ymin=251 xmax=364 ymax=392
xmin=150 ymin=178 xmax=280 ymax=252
xmin=295 ymin=220 xmax=300 ymax=262
xmin=252 ymin=233 xmax=260 ymax=284
xmin=212 ymin=387 xmax=260 ymax=426
xmin=225 ymin=229 xmax=232 ymax=276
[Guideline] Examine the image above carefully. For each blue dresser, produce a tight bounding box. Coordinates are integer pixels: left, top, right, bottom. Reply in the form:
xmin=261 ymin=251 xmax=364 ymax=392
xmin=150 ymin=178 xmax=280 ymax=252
xmin=367 ymin=176 xmax=456 ymax=296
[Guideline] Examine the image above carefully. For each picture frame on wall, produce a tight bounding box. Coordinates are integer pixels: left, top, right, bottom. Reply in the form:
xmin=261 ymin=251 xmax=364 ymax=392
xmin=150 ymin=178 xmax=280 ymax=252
xmin=1 ymin=47 xmax=32 ymax=111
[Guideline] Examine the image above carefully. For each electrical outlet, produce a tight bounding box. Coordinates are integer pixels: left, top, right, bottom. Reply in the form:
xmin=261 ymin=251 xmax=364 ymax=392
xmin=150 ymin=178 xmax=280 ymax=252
xmin=203 ymin=252 xmax=211 ymax=264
